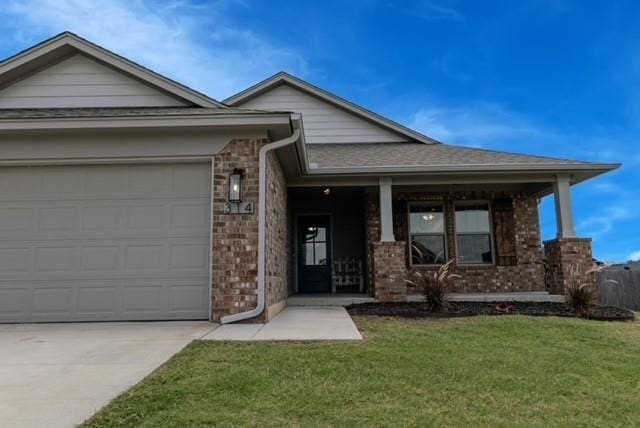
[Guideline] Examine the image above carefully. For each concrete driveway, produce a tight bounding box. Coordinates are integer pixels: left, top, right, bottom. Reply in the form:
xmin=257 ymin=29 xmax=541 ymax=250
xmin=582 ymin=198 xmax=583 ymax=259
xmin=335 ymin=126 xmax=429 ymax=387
xmin=0 ymin=321 xmax=216 ymax=428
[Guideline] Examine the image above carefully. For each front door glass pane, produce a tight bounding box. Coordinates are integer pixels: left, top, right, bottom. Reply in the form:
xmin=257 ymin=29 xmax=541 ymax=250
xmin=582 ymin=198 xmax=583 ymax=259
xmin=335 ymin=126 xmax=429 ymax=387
xmin=302 ymin=224 xmax=328 ymax=266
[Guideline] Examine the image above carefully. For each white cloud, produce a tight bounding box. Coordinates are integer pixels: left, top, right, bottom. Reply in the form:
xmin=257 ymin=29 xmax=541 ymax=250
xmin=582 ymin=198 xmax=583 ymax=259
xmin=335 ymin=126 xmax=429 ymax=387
xmin=577 ymin=205 xmax=632 ymax=238
xmin=408 ymin=1 xmax=464 ymax=22
xmin=1 ymin=0 xmax=307 ymax=99
xmin=630 ymin=251 xmax=640 ymax=261
xmin=409 ymin=102 xmax=553 ymax=146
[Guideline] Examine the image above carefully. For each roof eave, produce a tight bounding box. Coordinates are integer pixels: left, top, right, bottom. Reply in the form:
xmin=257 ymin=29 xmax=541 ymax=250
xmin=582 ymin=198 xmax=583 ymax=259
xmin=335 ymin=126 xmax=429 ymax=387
xmin=0 ymin=112 xmax=293 ymax=131
xmin=304 ymin=162 xmax=621 ymax=176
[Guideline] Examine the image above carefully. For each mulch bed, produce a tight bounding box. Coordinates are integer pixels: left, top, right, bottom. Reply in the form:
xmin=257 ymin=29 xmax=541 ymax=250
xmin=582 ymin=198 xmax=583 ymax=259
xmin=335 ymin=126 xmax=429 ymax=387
xmin=346 ymin=301 xmax=635 ymax=322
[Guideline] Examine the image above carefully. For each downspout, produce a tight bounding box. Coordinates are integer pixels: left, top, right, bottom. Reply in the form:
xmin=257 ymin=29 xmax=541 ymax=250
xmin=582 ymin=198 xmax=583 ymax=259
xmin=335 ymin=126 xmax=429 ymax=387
xmin=221 ymin=120 xmax=301 ymax=324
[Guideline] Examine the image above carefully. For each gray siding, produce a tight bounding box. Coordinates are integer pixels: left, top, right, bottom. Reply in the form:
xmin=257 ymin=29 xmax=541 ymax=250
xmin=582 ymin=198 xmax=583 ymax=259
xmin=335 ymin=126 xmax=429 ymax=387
xmin=238 ymin=84 xmax=410 ymax=144
xmin=0 ymin=54 xmax=188 ymax=108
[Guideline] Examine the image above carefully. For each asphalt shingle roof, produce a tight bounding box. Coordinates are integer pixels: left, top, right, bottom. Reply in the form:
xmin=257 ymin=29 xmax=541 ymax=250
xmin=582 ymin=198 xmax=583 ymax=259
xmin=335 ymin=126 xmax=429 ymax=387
xmin=0 ymin=107 xmax=285 ymax=119
xmin=306 ymin=142 xmax=596 ymax=170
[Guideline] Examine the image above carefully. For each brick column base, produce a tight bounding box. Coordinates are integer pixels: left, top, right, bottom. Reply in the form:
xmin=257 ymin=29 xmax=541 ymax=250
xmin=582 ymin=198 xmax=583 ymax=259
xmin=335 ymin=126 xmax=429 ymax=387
xmin=544 ymin=238 xmax=594 ymax=295
xmin=372 ymin=241 xmax=407 ymax=302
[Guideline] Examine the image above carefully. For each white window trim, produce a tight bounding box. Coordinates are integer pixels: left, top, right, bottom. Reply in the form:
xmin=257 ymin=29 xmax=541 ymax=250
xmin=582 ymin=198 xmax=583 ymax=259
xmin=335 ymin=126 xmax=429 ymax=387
xmin=453 ymin=200 xmax=495 ymax=266
xmin=408 ymin=201 xmax=448 ymax=266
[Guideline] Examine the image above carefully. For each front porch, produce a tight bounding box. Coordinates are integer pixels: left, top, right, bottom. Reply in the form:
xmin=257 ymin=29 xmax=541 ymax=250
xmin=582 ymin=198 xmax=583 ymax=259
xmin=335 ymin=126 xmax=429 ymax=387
xmin=286 ymin=175 xmax=591 ymax=305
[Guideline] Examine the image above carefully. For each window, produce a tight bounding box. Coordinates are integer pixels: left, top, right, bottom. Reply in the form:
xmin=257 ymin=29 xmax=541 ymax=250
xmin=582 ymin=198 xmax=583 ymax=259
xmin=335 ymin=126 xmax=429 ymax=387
xmin=409 ymin=204 xmax=446 ymax=265
xmin=455 ymin=202 xmax=493 ymax=264
xmin=302 ymin=225 xmax=328 ymax=266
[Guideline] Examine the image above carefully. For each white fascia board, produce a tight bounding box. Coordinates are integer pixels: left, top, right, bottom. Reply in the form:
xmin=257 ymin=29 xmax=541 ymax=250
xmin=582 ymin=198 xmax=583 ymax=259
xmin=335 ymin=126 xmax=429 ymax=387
xmin=0 ymin=113 xmax=292 ymax=131
xmin=303 ymin=163 xmax=620 ymax=176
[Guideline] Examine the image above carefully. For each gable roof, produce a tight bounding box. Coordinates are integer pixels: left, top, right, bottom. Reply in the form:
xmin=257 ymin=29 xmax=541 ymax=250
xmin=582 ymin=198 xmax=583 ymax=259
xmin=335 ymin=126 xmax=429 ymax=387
xmin=0 ymin=32 xmax=223 ymax=108
xmin=224 ymin=71 xmax=439 ymax=144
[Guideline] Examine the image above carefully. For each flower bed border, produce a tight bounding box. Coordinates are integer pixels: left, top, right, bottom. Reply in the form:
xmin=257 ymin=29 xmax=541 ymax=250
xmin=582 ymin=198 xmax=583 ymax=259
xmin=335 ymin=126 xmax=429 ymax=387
xmin=346 ymin=301 xmax=635 ymax=322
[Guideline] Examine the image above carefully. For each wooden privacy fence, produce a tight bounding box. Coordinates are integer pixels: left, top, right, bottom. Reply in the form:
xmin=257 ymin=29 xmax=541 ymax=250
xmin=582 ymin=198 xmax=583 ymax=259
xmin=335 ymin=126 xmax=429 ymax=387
xmin=597 ymin=270 xmax=640 ymax=310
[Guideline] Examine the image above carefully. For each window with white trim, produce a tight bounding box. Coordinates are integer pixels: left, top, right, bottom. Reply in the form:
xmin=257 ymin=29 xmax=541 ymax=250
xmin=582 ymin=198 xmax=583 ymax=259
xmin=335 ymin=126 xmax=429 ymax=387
xmin=409 ymin=204 xmax=446 ymax=265
xmin=455 ymin=202 xmax=493 ymax=264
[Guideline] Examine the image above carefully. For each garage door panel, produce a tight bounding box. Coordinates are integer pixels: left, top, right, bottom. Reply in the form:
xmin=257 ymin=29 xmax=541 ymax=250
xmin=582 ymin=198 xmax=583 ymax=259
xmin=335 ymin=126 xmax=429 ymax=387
xmin=82 ymin=206 xmax=121 ymax=231
xmin=0 ymin=208 xmax=34 ymax=231
xmin=0 ymin=288 xmax=27 ymax=316
xmin=77 ymin=286 xmax=118 ymax=315
xmin=0 ymin=170 xmax=40 ymax=195
xmin=171 ymin=203 xmax=209 ymax=229
xmin=171 ymin=164 xmax=211 ymax=193
xmin=80 ymin=245 xmax=120 ymax=271
xmin=128 ymin=166 xmax=167 ymax=192
xmin=125 ymin=244 xmax=165 ymax=271
xmin=39 ymin=207 xmax=78 ymax=231
xmin=0 ymin=163 xmax=211 ymax=322
xmin=127 ymin=204 xmax=167 ymax=231
xmin=0 ymin=248 xmax=31 ymax=272
xmin=33 ymin=287 xmax=74 ymax=315
xmin=122 ymin=285 xmax=163 ymax=312
xmin=35 ymin=246 xmax=74 ymax=272
xmin=169 ymin=284 xmax=208 ymax=312
xmin=42 ymin=169 xmax=83 ymax=194
xmin=85 ymin=168 xmax=128 ymax=194
xmin=170 ymin=244 xmax=208 ymax=270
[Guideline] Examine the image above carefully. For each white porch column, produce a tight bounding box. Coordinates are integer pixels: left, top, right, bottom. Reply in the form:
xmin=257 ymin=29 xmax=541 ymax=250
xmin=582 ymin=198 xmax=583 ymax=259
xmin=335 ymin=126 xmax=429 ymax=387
xmin=379 ymin=177 xmax=395 ymax=242
xmin=553 ymin=175 xmax=576 ymax=238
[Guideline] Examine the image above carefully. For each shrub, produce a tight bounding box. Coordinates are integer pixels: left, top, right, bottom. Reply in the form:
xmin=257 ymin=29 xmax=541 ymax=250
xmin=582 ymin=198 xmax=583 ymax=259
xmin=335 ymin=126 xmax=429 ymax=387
xmin=565 ymin=263 xmax=610 ymax=315
xmin=406 ymin=260 xmax=461 ymax=312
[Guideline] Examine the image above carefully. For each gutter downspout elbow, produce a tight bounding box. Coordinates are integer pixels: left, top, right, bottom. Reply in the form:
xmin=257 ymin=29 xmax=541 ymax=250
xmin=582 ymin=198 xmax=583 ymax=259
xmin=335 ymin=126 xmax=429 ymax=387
xmin=220 ymin=124 xmax=301 ymax=324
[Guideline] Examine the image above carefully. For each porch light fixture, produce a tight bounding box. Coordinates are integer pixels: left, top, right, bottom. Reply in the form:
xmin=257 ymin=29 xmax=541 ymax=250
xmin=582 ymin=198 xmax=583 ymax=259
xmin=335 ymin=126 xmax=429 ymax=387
xmin=229 ymin=168 xmax=243 ymax=202
xmin=322 ymin=187 xmax=331 ymax=196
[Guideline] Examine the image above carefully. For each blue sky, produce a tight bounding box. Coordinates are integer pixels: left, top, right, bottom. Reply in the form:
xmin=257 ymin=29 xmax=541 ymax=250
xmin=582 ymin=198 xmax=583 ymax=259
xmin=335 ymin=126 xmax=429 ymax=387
xmin=0 ymin=0 xmax=638 ymax=262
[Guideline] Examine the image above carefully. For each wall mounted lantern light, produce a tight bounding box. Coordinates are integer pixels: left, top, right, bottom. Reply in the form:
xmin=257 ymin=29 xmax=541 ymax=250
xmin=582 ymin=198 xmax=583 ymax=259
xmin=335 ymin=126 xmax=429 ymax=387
xmin=229 ymin=168 xmax=243 ymax=202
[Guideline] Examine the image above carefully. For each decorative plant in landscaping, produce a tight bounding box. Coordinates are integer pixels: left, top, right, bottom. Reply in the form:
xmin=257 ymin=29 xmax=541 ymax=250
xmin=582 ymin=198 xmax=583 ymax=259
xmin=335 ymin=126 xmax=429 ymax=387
xmin=406 ymin=260 xmax=461 ymax=312
xmin=565 ymin=263 xmax=614 ymax=315
xmin=495 ymin=302 xmax=515 ymax=314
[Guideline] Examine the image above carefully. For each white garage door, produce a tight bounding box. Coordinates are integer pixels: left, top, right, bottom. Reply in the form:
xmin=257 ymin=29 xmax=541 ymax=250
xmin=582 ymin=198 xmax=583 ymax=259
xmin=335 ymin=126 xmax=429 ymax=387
xmin=0 ymin=163 xmax=211 ymax=322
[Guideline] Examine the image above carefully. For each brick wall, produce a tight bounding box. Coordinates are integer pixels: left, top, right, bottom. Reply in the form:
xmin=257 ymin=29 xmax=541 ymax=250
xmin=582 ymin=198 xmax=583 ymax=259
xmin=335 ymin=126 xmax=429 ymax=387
xmin=264 ymin=151 xmax=289 ymax=318
xmin=211 ymin=138 xmax=288 ymax=322
xmin=372 ymin=241 xmax=407 ymax=302
xmin=544 ymin=238 xmax=594 ymax=294
xmin=366 ymin=189 xmax=546 ymax=297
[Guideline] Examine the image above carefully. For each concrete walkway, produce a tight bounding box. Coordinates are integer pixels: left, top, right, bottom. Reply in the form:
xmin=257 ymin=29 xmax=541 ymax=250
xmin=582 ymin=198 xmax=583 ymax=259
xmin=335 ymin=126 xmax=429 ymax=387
xmin=203 ymin=306 xmax=363 ymax=341
xmin=0 ymin=321 xmax=216 ymax=428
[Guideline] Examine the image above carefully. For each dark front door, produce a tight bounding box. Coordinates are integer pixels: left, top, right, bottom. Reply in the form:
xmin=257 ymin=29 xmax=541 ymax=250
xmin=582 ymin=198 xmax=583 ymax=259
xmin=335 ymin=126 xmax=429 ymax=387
xmin=298 ymin=215 xmax=331 ymax=293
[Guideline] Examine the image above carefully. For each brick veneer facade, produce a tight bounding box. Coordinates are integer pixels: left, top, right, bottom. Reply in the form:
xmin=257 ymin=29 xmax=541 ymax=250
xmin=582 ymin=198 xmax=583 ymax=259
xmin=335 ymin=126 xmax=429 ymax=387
xmin=372 ymin=241 xmax=407 ymax=301
xmin=365 ymin=189 xmax=546 ymax=299
xmin=264 ymin=150 xmax=289 ymax=318
xmin=211 ymin=138 xmax=289 ymax=322
xmin=543 ymin=238 xmax=594 ymax=295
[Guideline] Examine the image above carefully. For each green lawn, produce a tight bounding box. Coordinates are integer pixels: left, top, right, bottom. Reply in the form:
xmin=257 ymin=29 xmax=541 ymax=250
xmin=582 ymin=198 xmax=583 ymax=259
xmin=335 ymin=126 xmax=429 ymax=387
xmin=83 ymin=316 xmax=640 ymax=427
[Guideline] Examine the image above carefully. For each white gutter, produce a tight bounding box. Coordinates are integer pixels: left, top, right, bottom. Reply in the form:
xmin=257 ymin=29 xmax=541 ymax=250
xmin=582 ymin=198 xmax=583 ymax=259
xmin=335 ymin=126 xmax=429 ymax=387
xmin=0 ymin=113 xmax=292 ymax=131
xmin=221 ymin=119 xmax=301 ymax=324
